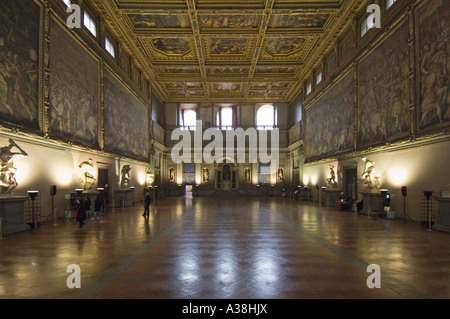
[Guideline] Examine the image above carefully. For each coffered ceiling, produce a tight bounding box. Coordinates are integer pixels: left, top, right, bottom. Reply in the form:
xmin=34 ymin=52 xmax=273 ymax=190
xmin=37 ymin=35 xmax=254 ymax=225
xmin=94 ymin=0 xmax=369 ymax=103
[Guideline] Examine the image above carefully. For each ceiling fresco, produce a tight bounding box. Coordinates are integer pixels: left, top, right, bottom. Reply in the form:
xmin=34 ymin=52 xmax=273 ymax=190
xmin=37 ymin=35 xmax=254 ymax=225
xmin=93 ymin=0 xmax=368 ymax=103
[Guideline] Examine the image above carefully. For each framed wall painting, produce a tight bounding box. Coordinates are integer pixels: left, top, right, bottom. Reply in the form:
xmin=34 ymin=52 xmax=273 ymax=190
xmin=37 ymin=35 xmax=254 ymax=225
xmin=304 ymin=69 xmax=355 ymax=162
xmin=49 ymin=18 xmax=99 ymax=147
xmin=416 ymin=0 xmax=450 ymax=133
xmin=103 ymin=69 xmax=149 ymax=161
xmin=0 ymin=0 xmax=41 ymax=131
xmin=358 ymin=21 xmax=411 ymax=149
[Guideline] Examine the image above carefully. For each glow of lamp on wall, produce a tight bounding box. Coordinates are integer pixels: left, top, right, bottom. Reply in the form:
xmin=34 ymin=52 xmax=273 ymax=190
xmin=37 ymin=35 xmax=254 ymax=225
xmin=55 ymin=167 xmax=73 ymax=186
xmin=138 ymin=173 xmax=146 ymax=186
xmin=389 ymin=167 xmax=407 ymax=186
xmin=303 ymin=175 xmax=310 ymax=186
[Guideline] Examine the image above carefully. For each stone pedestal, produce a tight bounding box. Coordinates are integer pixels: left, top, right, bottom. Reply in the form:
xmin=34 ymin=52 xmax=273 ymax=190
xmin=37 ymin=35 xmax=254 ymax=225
xmin=434 ymin=197 xmax=450 ymax=233
xmin=114 ymin=189 xmax=134 ymax=207
xmin=360 ymin=191 xmax=384 ymax=216
xmin=0 ymin=194 xmax=29 ymax=235
xmin=324 ymin=189 xmax=341 ymax=207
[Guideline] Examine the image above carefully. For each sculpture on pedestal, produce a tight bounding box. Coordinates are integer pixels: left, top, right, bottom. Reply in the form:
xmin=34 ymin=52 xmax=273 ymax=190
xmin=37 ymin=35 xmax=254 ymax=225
xmin=79 ymin=158 xmax=96 ymax=190
xmin=326 ymin=165 xmax=338 ymax=189
xmin=0 ymin=139 xmax=28 ymax=194
xmin=244 ymin=168 xmax=250 ymax=182
xmin=361 ymin=157 xmax=380 ymax=190
xmin=146 ymin=169 xmax=154 ymax=186
xmin=169 ymin=168 xmax=175 ymax=181
xmin=121 ymin=165 xmax=131 ymax=187
xmin=203 ymin=168 xmax=209 ymax=182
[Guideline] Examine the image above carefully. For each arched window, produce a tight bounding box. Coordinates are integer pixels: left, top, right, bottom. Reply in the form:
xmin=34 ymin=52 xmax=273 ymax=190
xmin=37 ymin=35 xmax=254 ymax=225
xmin=180 ymin=104 xmax=197 ymax=130
xmin=216 ymin=106 xmax=235 ymax=130
xmin=182 ymin=110 xmax=197 ymax=130
xmin=256 ymin=104 xmax=277 ymax=130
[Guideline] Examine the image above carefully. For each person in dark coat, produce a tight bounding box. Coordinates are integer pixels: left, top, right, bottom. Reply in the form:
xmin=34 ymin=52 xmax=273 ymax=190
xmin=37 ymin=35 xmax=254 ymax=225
xmin=92 ymin=195 xmax=102 ymax=220
xmin=142 ymin=192 xmax=151 ymax=217
xmin=76 ymin=198 xmax=87 ymax=227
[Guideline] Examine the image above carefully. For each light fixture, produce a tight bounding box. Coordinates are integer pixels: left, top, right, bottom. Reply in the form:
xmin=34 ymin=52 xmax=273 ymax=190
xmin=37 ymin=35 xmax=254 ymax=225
xmin=27 ymin=191 xmax=39 ymax=230
xmin=75 ymin=188 xmax=83 ymax=195
xmin=27 ymin=190 xmax=39 ymax=200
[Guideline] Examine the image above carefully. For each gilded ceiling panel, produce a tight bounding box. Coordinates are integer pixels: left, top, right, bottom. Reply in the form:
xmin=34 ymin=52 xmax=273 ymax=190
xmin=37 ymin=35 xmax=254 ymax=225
xmin=94 ymin=0 xmax=365 ymax=102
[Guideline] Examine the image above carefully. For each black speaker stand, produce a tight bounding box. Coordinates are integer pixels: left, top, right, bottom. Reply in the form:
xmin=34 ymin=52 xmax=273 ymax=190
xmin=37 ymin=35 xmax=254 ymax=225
xmin=398 ymin=194 xmax=414 ymax=223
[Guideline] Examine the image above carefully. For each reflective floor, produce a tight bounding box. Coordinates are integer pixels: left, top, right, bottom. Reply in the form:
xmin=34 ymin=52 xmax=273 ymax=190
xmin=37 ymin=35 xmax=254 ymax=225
xmin=1 ymin=196 xmax=450 ymax=299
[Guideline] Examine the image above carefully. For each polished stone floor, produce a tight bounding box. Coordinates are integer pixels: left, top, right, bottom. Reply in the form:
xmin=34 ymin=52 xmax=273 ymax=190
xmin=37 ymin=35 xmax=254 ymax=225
xmin=1 ymin=195 xmax=450 ymax=299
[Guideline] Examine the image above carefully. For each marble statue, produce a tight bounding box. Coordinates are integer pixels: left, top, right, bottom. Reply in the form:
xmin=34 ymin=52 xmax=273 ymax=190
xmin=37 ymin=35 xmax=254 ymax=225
xmin=0 ymin=139 xmax=28 ymax=194
xmin=121 ymin=165 xmax=131 ymax=187
xmin=79 ymin=158 xmax=96 ymax=190
xmin=361 ymin=157 xmax=380 ymax=190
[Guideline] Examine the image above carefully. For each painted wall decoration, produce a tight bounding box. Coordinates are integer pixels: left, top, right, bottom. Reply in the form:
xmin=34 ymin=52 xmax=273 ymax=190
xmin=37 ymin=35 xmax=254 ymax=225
xmin=131 ymin=14 xmax=190 ymax=28
xmin=417 ymin=0 xmax=450 ymax=131
xmin=265 ymin=38 xmax=305 ymax=56
xmin=0 ymin=0 xmax=40 ymax=130
xmin=200 ymin=15 xmax=259 ymax=29
xmin=268 ymin=14 xmax=330 ymax=28
xmin=151 ymin=38 xmax=192 ymax=55
xmin=103 ymin=70 xmax=149 ymax=161
xmin=210 ymin=38 xmax=247 ymax=55
xmin=49 ymin=20 xmax=98 ymax=147
xmin=358 ymin=22 xmax=410 ymax=148
xmin=305 ymin=71 xmax=355 ymax=161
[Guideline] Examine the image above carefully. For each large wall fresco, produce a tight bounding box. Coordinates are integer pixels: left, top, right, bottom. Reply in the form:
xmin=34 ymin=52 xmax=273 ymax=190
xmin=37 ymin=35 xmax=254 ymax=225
xmin=305 ymin=71 xmax=355 ymax=161
xmin=49 ymin=20 xmax=98 ymax=147
xmin=0 ymin=0 xmax=40 ymax=131
xmin=104 ymin=70 xmax=149 ymax=161
xmin=358 ymin=22 xmax=410 ymax=148
xmin=417 ymin=0 xmax=450 ymax=132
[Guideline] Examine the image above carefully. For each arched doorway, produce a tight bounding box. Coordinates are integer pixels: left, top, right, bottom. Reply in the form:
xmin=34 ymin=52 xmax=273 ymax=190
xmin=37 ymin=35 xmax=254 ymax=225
xmin=217 ymin=163 xmax=237 ymax=190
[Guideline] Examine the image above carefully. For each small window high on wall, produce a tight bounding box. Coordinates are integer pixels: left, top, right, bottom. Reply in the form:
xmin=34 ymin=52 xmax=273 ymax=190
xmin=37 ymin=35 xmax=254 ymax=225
xmin=83 ymin=11 xmax=97 ymax=37
xmin=105 ymin=37 xmax=115 ymax=58
xmin=216 ymin=106 xmax=236 ymax=130
xmin=386 ymin=0 xmax=397 ymax=9
xmin=256 ymin=104 xmax=277 ymax=130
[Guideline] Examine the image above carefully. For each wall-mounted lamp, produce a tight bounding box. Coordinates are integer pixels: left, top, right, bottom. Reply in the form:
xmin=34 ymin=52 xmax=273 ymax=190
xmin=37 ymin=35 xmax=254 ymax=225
xmin=75 ymin=189 xmax=83 ymax=195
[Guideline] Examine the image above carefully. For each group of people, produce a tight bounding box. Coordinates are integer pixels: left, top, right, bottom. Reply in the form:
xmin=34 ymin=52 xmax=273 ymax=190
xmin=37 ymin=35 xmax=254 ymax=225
xmin=75 ymin=195 xmax=103 ymax=228
xmin=74 ymin=192 xmax=152 ymax=227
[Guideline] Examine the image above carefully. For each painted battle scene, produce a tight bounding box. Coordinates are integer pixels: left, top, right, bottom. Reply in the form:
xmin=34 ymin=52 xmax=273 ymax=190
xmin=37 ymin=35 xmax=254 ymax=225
xmin=210 ymin=38 xmax=247 ymax=55
xmin=0 ymin=0 xmax=40 ymax=130
xmin=305 ymin=71 xmax=355 ymax=161
xmin=200 ymin=15 xmax=259 ymax=29
xmin=266 ymin=38 xmax=305 ymax=56
xmin=417 ymin=0 xmax=450 ymax=131
xmin=131 ymin=14 xmax=190 ymax=28
xmin=358 ymin=22 xmax=410 ymax=148
xmin=49 ymin=21 xmax=98 ymax=147
xmin=103 ymin=71 xmax=149 ymax=161
xmin=268 ymin=13 xmax=330 ymax=28
xmin=152 ymin=38 xmax=192 ymax=55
